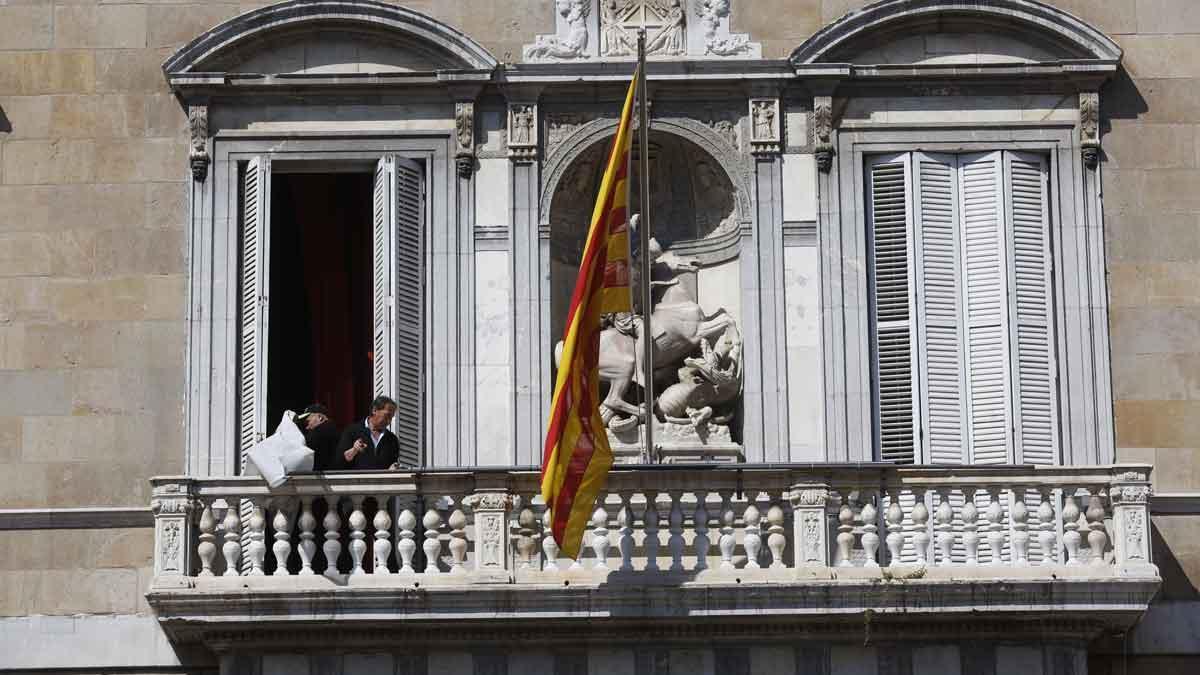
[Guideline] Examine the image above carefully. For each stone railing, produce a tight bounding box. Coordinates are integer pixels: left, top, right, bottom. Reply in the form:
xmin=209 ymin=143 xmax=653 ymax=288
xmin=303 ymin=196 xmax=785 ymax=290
xmin=149 ymin=464 xmax=1156 ymax=586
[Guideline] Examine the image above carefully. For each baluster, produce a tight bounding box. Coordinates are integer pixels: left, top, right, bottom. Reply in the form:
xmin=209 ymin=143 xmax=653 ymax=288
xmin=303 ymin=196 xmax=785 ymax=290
xmin=643 ymin=492 xmax=661 ymax=572
xmin=541 ymin=507 xmax=560 ymax=572
xmin=935 ymin=490 xmax=954 ymax=566
xmin=1086 ymin=491 xmax=1109 ymax=566
xmin=693 ymin=492 xmax=710 ymax=571
xmin=322 ymin=498 xmax=342 ymax=579
xmin=297 ymin=498 xmax=317 ymax=575
xmin=517 ymin=506 xmax=538 ymax=571
xmin=861 ymin=497 xmax=880 ymax=568
xmin=668 ymin=491 xmax=685 ymax=572
xmin=221 ymin=500 xmax=241 ymax=577
xmin=271 ymin=500 xmax=292 ymax=576
xmin=1036 ymin=488 xmax=1057 ymax=565
xmin=618 ymin=494 xmax=635 ymax=572
xmin=1011 ymin=491 xmax=1030 ymax=566
xmin=962 ymin=488 xmax=979 ymax=565
xmin=985 ymin=488 xmax=1005 ymax=564
xmin=767 ymin=504 xmax=787 ymax=569
xmin=373 ymin=502 xmax=393 ymax=574
xmin=836 ymin=495 xmax=855 ymax=567
xmin=744 ymin=503 xmax=762 ymax=569
xmin=718 ymin=491 xmax=736 ymax=570
xmin=911 ymin=490 xmax=930 ymax=566
xmin=397 ymin=508 xmax=417 ymax=573
xmin=197 ymin=501 xmax=217 ymax=577
xmin=884 ymin=491 xmax=903 ymax=566
xmin=346 ymin=496 xmax=367 ymax=575
xmin=448 ymin=508 xmax=468 ymax=573
xmin=1062 ymin=489 xmax=1082 ymax=565
xmin=422 ymin=508 xmax=443 ymax=574
xmin=590 ymin=499 xmax=611 ymax=570
xmin=247 ymin=498 xmax=267 ymax=575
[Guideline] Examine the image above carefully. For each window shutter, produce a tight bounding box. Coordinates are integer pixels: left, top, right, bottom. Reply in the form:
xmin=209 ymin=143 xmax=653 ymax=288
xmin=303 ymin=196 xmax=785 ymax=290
xmin=372 ymin=155 xmax=425 ymax=468
xmin=958 ymin=152 xmax=1012 ymax=465
xmin=868 ymin=156 xmax=917 ymax=464
xmin=912 ymin=153 xmax=967 ymax=464
xmin=239 ymin=156 xmax=271 ymax=472
xmin=1004 ymin=151 xmax=1058 ymax=465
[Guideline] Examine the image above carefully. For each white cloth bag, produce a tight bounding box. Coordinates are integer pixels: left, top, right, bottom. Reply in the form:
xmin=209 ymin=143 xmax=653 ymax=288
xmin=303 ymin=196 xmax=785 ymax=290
xmin=245 ymin=410 xmax=315 ymax=488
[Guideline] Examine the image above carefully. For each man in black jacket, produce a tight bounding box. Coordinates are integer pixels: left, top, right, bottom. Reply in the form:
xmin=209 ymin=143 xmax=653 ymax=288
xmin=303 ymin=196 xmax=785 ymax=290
xmin=335 ymin=396 xmax=401 ymax=470
xmin=298 ymin=404 xmax=340 ymax=471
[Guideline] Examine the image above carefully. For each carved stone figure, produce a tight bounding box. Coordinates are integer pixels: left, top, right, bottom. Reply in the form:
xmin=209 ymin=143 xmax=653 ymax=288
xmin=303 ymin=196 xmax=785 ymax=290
xmin=524 ymin=0 xmax=591 ymax=61
xmin=188 ymin=105 xmax=209 ymax=182
xmin=699 ymin=0 xmax=751 ymax=56
xmin=645 ymin=0 xmax=686 ymax=56
xmin=655 ymin=324 xmax=742 ymax=429
xmin=752 ymin=100 xmax=777 ymax=141
xmin=601 ymin=0 xmax=634 ymax=56
xmin=510 ymin=105 xmax=536 ymax=146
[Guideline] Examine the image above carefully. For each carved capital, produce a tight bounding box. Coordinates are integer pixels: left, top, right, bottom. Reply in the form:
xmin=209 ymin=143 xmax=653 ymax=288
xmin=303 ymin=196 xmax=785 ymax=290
xmin=790 ymin=486 xmax=830 ymax=508
xmin=188 ymin=105 xmax=210 ymax=182
xmin=813 ymin=95 xmax=834 ymax=172
xmin=1110 ymin=484 xmax=1152 ymax=505
xmin=749 ymin=98 xmax=781 ymax=155
xmin=463 ymin=492 xmax=515 ymax=512
xmin=508 ymin=103 xmax=539 ymax=161
xmin=1079 ymin=91 xmax=1100 ymax=169
xmin=151 ymin=481 xmax=195 ymax=516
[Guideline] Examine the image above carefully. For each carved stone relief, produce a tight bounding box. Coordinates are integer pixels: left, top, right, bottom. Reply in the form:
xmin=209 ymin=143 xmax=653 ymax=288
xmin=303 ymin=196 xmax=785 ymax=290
xmin=455 ymin=101 xmax=475 ymax=178
xmin=813 ymin=95 xmax=834 ymax=172
xmin=189 ymin=105 xmax=209 ymax=182
xmin=508 ymin=103 xmax=538 ymax=161
xmin=1079 ymin=91 xmax=1100 ymax=169
xmin=749 ymin=98 xmax=780 ymax=154
xmin=523 ymin=1 xmax=760 ymax=62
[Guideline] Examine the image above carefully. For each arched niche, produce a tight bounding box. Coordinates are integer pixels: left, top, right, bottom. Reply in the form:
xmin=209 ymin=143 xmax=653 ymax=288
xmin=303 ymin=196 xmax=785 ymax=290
xmin=163 ymin=0 xmax=498 ymax=75
xmin=790 ymin=0 xmax=1122 ymax=65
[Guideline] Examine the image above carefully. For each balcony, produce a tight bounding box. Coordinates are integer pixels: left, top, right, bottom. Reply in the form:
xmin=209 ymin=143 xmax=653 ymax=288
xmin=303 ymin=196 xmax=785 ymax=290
xmin=147 ymin=464 xmax=1159 ymax=648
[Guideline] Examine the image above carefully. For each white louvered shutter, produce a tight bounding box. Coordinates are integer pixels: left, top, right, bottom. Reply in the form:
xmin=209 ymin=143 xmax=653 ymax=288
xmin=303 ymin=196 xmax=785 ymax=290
xmin=239 ymin=156 xmax=271 ymax=472
xmin=1004 ymin=151 xmax=1058 ymax=465
xmin=912 ymin=153 xmax=967 ymax=464
xmin=868 ymin=155 xmax=918 ymax=464
xmin=958 ymin=152 xmax=1012 ymax=465
xmin=372 ymin=155 xmax=425 ymax=468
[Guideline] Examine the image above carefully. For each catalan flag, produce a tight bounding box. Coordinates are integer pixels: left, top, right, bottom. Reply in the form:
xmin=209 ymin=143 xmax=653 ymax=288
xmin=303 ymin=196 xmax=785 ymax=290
xmin=541 ymin=65 xmax=640 ymax=559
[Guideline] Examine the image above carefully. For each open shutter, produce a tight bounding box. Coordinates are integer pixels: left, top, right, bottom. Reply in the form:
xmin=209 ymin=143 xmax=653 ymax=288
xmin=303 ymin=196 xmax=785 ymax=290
xmin=868 ymin=155 xmax=918 ymax=464
xmin=1004 ymin=151 xmax=1058 ymax=465
xmin=958 ymin=152 xmax=1012 ymax=465
xmin=912 ymin=153 xmax=967 ymax=464
xmin=372 ymin=155 xmax=425 ymax=468
xmin=239 ymin=156 xmax=271 ymax=471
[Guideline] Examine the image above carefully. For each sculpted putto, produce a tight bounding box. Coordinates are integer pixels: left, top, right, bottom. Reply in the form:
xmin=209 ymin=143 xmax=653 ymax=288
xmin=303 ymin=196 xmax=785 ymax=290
xmin=524 ymin=0 xmax=591 ymax=60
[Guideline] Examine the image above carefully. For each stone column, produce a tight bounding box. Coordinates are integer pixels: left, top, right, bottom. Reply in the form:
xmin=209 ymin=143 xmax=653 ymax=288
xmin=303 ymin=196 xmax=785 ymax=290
xmin=150 ymin=477 xmax=196 ymax=588
xmin=506 ymin=87 xmax=546 ymax=465
xmin=1109 ymin=466 xmax=1157 ymax=576
xmin=790 ymin=484 xmax=831 ymax=570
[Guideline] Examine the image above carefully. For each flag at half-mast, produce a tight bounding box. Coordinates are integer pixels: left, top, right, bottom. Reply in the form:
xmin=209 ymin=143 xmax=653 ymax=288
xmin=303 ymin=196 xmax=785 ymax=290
xmin=541 ymin=65 xmax=640 ymax=559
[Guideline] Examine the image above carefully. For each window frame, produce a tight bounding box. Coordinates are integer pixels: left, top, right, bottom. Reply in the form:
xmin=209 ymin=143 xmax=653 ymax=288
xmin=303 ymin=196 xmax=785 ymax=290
xmin=821 ymin=123 xmax=1112 ymax=466
xmin=186 ymin=133 xmax=465 ymax=477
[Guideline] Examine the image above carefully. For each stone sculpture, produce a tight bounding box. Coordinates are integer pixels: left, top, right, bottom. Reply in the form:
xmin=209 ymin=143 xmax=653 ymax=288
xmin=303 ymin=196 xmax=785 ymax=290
xmin=523 ymin=0 xmax=591 ymax=61
xmin=699 ymin=0 xmax=752 ymax=56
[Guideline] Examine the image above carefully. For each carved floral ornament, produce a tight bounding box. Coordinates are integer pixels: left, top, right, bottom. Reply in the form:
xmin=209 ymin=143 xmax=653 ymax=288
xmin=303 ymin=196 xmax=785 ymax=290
xmin=524 ymin=0 xmax=760 ymax=62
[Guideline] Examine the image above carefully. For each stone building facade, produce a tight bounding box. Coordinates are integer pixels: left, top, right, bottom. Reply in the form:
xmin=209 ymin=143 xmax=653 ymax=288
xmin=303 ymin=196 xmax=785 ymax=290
xmin=0 ymin=0 xmax=1197 ymax=673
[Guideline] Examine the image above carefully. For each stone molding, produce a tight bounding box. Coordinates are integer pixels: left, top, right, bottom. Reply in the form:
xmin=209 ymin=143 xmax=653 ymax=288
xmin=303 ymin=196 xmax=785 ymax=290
xmin=163 ymin=0 xmax=499 ymax=75
xmin=789 ymin=0 xmax=1123 ymax=65
xmin=539 ymin=114 xmax=752 ymax=227
xmin=0 ymin=507 xmax=154 ymax=531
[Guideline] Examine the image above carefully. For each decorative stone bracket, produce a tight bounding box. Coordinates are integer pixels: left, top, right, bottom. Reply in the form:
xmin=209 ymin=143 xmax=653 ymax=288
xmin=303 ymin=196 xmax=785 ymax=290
xmin=1079 ymin=90 xmax=1100 ymax=169
xmin=188 ymin=105 xmax=209 ymax=182
xmin=455 ymin=101 xmax=476 ymax=178
xmin=813 ymin=95 xmax=834 ymax=172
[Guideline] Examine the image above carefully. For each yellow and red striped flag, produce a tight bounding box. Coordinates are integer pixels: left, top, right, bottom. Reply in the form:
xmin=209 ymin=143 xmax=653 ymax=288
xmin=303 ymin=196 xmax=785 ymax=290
xmin=540 ymin=66 xmax=640 ymax=559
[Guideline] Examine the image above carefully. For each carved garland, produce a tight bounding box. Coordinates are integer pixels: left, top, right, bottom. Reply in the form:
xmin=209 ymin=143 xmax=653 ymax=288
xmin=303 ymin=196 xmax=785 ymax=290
xmin=455 ymin=101 xmax=476 ymax=178
xmin=813 ymin=95 xmax=834 ymax=172
xmin=189 ymin=105 xmax=210 ymax=182
xmin=539 ymin=115 xmax=753 ymax=227
xmin=1079 ymin=91 xmax=1100 ymax=169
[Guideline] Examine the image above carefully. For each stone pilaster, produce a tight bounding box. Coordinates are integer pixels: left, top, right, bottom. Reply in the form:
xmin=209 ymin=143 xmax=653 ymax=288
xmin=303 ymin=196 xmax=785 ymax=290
xmin=150 ymin=477 xmax=196 ymax=587
xmin=790 ymin=484 xmax=831 ymax=569
xmin=1109 ymin=466 xmax=1156 ymax=576
xmin=463 ymin=490 xmax=517 ymax=582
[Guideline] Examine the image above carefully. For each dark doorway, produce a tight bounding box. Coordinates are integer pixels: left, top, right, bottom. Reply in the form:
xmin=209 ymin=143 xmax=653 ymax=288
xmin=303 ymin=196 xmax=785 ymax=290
xmin=267 ymin=172 xmax=374 ymax=431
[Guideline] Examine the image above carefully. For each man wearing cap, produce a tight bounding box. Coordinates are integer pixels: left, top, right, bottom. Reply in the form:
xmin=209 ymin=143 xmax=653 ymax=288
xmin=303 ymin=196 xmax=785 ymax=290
xmin=298 ymin=404 xmax=340 ymax=471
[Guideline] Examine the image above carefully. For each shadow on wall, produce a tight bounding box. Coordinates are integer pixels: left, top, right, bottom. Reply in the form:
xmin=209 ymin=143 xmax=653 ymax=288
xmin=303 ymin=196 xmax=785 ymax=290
xmin=1152 ymin=521 xmax=1198 ymax=601
xmin=0 ymin=104 xmax=11 ymax=134
xmin=1099 ymin=67 xmax=1150 ymax=142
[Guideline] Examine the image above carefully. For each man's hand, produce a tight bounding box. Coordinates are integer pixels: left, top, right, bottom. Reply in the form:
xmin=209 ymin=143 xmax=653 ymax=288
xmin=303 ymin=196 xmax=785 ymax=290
xmin=343 ymin=438 xmax=367 ymax=462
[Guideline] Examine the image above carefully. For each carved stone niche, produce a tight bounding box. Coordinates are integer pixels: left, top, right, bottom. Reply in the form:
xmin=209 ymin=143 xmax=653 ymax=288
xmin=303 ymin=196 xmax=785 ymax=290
xmin=547 ymin=130 xmax=744 ymax=462
xmin=523 ymin=0 xmax=761 ymax=62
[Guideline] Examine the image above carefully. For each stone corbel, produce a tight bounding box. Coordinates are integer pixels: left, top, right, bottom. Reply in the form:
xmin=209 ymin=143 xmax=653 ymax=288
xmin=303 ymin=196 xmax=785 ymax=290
xmin=150 ymin=478 xmax=196 ymax=587
xmin=813 ymin=95 xmax=835 ymax=172
xmin=507 ymin=102 xmax=539 ymax=162
xmin=455 ymin=101 xmax=476 ymax=178
xmin=462 ymin=491 xmax=517 ymax=580
xmin=1079 ymin=90 xmax=1100 ymax=169
xmin=749 ymin=97 xmax=781 ymax=155
xmin=188 ymin=105 xmax=209 ymax=182
xmin=790 ymin=484 xmax=831 ymax=569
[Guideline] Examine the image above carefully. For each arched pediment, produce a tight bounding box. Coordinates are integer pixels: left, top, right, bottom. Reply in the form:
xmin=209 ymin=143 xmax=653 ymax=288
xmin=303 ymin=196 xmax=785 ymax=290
xmin=790 ymin=0 xmax=1121 ymax=65
xmin=163 ymin=0 xmax=498 ymax=76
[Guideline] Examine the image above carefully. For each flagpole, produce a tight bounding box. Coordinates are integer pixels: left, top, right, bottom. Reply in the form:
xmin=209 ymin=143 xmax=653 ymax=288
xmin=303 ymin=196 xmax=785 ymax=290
xmin=636 ymin=29 xmax=655 ymax=462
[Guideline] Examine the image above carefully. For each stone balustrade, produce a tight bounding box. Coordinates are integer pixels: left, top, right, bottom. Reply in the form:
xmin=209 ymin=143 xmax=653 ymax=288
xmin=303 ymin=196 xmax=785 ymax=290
xmin=149 ymin=463 xmax=1156 ymax=586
